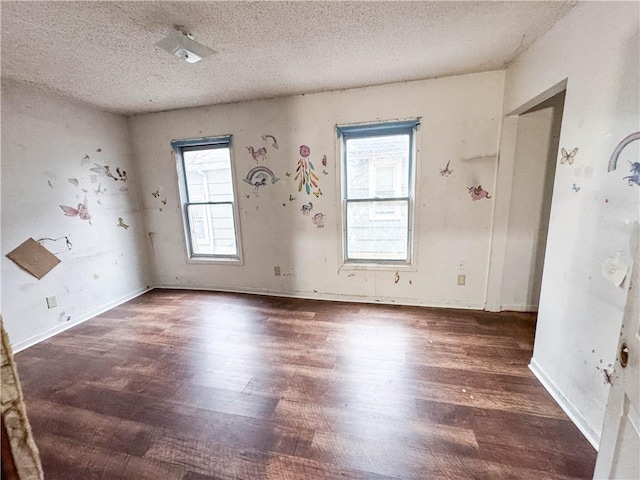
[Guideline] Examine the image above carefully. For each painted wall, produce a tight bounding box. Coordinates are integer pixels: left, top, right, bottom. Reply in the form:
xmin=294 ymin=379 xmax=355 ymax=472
xmin=503 ymin=2 xmax=639 ymax=447
xmin=1 ymin=80 xmax=152 ymax=349
xmin=501 ymin=93 xmax=564 ymax=311
xmin=129 ymin=72 xmax=504 ymax=308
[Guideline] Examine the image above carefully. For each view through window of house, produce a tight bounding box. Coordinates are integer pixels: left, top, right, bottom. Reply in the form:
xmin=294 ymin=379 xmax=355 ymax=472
xmin=173 ymin=138 xmax=240 ymax=259
xmin=339 ymin=120 xmax=418 ymax=263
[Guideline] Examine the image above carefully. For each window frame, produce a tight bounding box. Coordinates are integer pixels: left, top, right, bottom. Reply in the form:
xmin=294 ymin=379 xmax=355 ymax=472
xmin=172 ymin=136 xmax=243 ymax=264
xmin=337 ymin=119 xmax=419 ymax=267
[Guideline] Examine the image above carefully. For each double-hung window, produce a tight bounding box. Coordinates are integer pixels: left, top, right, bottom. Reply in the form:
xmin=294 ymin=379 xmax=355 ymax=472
xmin=172 ymin=136 xmax=242 ymax=262
xmin=338 ymin=119 xmax=419 ymax=264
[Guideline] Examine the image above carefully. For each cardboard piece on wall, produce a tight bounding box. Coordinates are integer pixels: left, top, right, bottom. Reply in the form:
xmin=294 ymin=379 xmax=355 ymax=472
xmin=5 ymin=238 xmax=61 ymax=279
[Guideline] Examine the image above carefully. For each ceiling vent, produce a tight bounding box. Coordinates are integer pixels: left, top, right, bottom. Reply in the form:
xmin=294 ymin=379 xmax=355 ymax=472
xmin=155 ymin=29 xmax=214 ymax=64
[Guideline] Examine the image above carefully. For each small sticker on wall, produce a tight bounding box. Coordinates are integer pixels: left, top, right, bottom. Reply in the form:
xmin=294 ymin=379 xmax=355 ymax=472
xmin=90 ymin=163 xmax=127 ymax=182
xmin=467 ymin=185 xmax=491 ymax=201
xmin=261 ymin=134 xmax=279 ymax=150
xmin=117 ymin=217 xmax=129 ymax=230
xmin=572 ymin=183 xmax=581 ymax=193
xmin=623 ymin=162 xmax=640 ymax=186
xmin=301 ymin=202 xmax=313 ymax=215
xmin=295 ymin=145 xmax=319 ymax=195
xmin=247 ymin=146 xmax=267 ymax=162
xmin=608 ymin=131 xmax=640 ymax=174
xmin=560 ymin=147 xmax=578 ymax=165
xmin=440 ymin=160 xmax=453 ymax=177
xmin=243 ymin=166 xmax=280 ymax=190
xmin=59 ymin=196 xmax=92 ymax=224
xmin=312 ymin=212 xmax=325 ymax=228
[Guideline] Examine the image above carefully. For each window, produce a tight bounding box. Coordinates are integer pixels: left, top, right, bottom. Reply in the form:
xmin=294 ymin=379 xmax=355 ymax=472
xmin=337 ymin=119 xmax=419 ymax=264
xmin=172 ymin=137 xmax=241 ymax=261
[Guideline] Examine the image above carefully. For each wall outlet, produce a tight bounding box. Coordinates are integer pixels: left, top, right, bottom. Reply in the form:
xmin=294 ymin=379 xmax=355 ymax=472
xmin=457 ymin=274 xmax=466 ymax=286
xmin=458 ymin=260 xmax=465 ymax=270
xmin=46 ymin=295 xmax=58 ymax=309
xmin=274 ymin=266 xmax=281 ymax=276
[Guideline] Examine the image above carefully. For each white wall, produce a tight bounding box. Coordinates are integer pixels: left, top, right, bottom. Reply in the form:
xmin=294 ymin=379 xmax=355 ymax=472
xmin=1 ymin=80 xmax=152 ymax=349
xmin=503 ymin=2 xmax=639 ymax=447
xmin=501 ymin=93 xmax=564 ymax=311
xmin=129 ymin=72 xmax=504 ymax=308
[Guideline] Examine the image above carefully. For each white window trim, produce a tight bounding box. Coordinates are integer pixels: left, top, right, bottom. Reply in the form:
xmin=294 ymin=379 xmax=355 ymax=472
xmin=336 ymin=118 xmax=420 ymax=269
xmin=172 ymin=136 xmax=244 ymax=265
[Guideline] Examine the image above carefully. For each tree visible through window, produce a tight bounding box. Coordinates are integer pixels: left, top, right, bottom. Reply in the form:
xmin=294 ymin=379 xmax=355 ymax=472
xmin=338 ymin=120 xmax=418 ymax=263
xmin=172 ymin=137 xmax=241 ymax=260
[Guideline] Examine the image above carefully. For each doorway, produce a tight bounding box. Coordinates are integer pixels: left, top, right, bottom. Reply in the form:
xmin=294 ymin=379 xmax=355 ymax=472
xmin=485 ymin=87 xmax=566 ymax=312
xmin=501 ymin=91 xmax=566 ymax=311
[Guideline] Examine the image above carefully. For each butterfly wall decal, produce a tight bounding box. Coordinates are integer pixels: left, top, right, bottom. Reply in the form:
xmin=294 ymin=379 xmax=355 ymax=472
xmin=560 ymin=147 xmax=578 ymax=165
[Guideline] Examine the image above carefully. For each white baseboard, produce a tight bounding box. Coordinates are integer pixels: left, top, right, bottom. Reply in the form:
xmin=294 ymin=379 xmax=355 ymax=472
xmin=501 ymin=303 xmax=539 ymax=312
xmin=529 ymin=358 xmax=600 ymax=450
xmin=155 ymin=284 xmax=485 ymax=310
xmin=12 ymin=286 xmax=152 ymax=353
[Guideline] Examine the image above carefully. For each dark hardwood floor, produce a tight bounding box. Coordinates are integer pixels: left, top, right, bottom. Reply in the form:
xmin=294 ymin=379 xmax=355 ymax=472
xmin=15 ymin=289 xmax=596 ymax=479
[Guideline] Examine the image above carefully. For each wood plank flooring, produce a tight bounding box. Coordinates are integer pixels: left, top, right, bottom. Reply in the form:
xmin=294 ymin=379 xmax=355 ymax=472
xmin=14 ymin=289 xmax=597 ymax=479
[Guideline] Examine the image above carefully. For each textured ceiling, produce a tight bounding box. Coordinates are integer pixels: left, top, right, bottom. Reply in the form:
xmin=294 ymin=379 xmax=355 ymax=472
xmin=1 ymin=1 xmax=576 ymax=116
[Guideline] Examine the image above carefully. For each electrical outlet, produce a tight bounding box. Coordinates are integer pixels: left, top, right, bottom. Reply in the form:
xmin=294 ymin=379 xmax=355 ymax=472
xmin=457 ymin=274 xmax=466 ymax=286
xmin=458 ymin=260 xmax=465 ymax=270
xmin=274 ymin=266 xmax=281 ymax=276
xmin=46 ymin=295 xmax=58 ymax=309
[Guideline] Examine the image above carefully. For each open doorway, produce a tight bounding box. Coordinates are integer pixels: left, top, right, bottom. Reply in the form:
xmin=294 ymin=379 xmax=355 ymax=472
xmin=498 ymin=90 xmax=566 ymax=311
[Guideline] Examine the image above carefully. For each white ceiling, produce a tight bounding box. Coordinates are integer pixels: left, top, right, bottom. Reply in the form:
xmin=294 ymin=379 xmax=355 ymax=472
xmin=1 ymin=1 xmax=576 ymax=116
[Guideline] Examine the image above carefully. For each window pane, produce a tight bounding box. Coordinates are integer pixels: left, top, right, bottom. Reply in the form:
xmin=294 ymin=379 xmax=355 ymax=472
xmin=346 ymin=200 xmax=409 ymax=261
xmin=187 ymin=203 xmax=237 ymax=256
xmin=346 ymin=134 xmax=409 ymax=199
xmin=183 ymin=147 xmax=234 ymax=203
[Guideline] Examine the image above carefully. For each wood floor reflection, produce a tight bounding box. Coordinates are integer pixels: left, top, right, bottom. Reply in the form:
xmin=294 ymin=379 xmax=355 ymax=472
xmin=15 ymin=289 xmax=596 ymax=479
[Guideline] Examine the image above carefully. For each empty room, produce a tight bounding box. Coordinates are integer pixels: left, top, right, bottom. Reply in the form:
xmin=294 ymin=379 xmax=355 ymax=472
xmin=1 ymin=1 xmax=638 ymax=479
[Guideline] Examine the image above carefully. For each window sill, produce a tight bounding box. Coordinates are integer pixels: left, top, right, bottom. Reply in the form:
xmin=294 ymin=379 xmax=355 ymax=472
xmin=187 ymin=256 xmax=244 ymax=266
xmin=339 ymin=262 xmax=416 ymax=273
